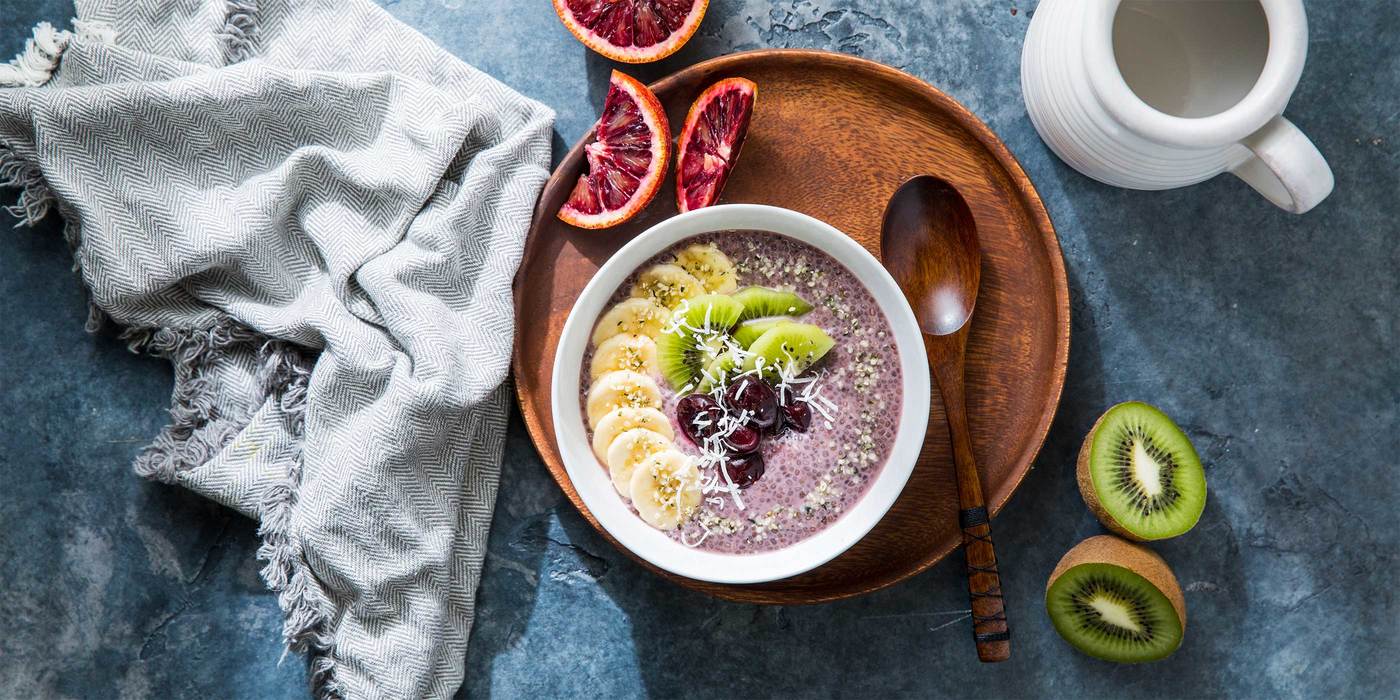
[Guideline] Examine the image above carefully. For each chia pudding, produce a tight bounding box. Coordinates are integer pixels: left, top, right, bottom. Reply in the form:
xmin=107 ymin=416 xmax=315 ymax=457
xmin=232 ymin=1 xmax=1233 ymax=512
xmin=580 ymin=229 xmax=902 ymax=554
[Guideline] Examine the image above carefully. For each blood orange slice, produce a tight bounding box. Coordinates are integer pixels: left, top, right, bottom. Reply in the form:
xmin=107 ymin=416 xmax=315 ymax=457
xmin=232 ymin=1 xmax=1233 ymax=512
xmin=675 ymin=77 xmax=757 ymax=213
xmin=553 ymin=0 xmax=708 ymax=63
xmin=559 ymin=70 xmax=672 ymax=230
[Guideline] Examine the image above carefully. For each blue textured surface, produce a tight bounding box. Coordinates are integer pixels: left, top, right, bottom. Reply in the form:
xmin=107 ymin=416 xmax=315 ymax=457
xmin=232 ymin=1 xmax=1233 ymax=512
xmin=2 ymin=1 xmax=1396 ymax=697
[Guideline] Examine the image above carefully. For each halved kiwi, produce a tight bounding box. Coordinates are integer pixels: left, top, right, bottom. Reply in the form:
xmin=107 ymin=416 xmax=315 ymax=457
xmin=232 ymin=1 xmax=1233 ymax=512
xmin=656 ymin=294 xmax=744 ymax=391
xmin=1078 ymin=402 xmax=1206 ymax=541
xmin=732 ymin=286 xmax=813 ymax=322
xmin=1046 ymin=535 xmax=1186 ymax=663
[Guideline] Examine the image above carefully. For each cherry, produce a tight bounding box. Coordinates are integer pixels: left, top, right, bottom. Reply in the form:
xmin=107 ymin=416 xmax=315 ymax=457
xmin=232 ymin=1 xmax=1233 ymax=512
xmin=722 ymin=452 xmax=765 ymax=489
xmin=724 ymin=377 xmax=779 ymax=430
xmin=781 ymin=400 xmax=812 ymax=433
xmin=725 ymin=425 xmax=761 ymax=454
xmin=676 ymin=394 xmax=722 ymax=445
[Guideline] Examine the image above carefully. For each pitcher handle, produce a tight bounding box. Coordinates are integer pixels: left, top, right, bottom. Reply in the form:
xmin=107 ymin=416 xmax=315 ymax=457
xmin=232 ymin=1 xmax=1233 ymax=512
xmin=1231 ymin=116 xmax=1334 ymax=214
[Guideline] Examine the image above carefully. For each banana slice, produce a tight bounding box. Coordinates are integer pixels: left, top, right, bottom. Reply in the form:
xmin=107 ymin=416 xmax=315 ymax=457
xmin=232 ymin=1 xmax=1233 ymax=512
xmin=591 ymin=406 xmax=674 ymax=461
xmin=606 ymin=428 xmax=673 ymax=496
xmin=590 ymin=333 xmax=659 ymax=380
xmin=592 ymin=298 xmax=670 ymax=346
xmin=586 ymin=370 xmax=663 ymax=428
xmin=629 ymin=450 xmax=703 ymax=530
xmin=672 ymin=243 xmax=738 ymax=294
xmin=630 ymin=264 xmax=704 ymax=309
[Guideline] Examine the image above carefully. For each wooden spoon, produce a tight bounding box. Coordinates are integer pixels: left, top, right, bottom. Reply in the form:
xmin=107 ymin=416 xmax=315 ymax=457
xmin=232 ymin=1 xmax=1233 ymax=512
xmin=881 ymin=175 xmax=1010 ymax=662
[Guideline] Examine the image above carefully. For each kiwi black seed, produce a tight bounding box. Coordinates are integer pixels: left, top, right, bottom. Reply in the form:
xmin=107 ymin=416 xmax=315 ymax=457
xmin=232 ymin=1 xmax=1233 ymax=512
xmin=1045 ymin=535 xmax=1186 ymax=663
xmin=1077 ymin=401 xmax=1206 ymax=541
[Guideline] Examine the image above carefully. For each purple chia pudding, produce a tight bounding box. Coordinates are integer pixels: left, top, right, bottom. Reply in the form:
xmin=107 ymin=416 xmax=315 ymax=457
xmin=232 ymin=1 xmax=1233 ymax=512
xmin=581 ymin=229 xmax=902 ymax=554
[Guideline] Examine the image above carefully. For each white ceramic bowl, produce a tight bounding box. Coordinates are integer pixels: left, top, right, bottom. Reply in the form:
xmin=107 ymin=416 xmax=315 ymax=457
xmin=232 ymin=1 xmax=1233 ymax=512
xmin=551 ymin=204 xmax=930 ymax=584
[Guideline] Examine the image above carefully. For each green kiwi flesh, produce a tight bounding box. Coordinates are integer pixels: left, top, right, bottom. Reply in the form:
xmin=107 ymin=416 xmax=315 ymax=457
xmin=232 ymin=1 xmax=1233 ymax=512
xmin=741 ymin=322 xmax=834 ymax=379
xmin=1046 ymin=561 xmax=1184 ymax=663
xmin=732 ymin=286 xmax=813 ymax=322
xmin=1078 ymin=402 xmax=1206 ymax=540
xmin=732 ymin=317 xmax=792 ymax=348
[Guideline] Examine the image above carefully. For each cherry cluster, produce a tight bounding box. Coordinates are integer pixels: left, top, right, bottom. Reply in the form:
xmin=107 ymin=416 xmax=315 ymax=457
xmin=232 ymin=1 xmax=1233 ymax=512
xmin=675 ymin=378 xmax=812 ymax=489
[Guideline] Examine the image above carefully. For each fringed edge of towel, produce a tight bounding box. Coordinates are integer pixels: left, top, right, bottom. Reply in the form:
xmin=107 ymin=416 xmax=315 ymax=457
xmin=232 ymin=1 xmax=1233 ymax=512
xmin=252 ymin=345 xmax=345 ymax=700
xmin=222 ymin=0 xmax=260 ymax=65
xmin=124 ymin=321 xmax=343 ymax=699
xmin=0 ymin=142 xmax=56 ymax=226
xmin=0 ymin=22 xmax=68 ymax=88
xmin=1 ymin=20 xmax=114 ymax=227
xmin=122 ymin=321 xmax=265 ymax=482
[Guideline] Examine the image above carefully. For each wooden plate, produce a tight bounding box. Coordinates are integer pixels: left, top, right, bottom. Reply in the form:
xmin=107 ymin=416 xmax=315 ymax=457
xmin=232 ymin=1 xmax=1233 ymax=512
xmin=512 ymin=49 xmax=1069 ymax=604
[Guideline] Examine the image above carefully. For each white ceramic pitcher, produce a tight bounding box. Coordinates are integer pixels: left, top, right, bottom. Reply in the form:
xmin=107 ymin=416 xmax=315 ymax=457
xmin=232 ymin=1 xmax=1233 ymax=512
xmin=1022 ymin=0 xmax=1333 ymax=214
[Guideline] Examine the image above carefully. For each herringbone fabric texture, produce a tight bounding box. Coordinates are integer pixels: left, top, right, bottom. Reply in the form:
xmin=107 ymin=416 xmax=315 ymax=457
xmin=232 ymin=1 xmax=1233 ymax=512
xmin=0 ymin=1 xmax=554 ymax=697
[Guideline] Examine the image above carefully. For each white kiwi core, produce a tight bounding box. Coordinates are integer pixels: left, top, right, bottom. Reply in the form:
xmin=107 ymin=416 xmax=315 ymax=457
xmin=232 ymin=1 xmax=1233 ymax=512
xmin=1089 ymin=594 xmax=1143 ymax=633
xmin=1130 ymin=439 xmax=1164 ymax=498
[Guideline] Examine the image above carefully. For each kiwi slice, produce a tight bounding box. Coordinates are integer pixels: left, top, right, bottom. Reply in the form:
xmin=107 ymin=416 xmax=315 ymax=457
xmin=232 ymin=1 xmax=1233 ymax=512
xmin=732 ymin=286 xmax=813 ymax=322
xmin=1078 ymin=402 xmax=1206 ymax=541
xmin=741 ymin=321 xmax=834 ymax=379
xmin=657 ymin=294 xmax=744 ymax=391
xmin=1046 ymin=535 xmax=1186 ymax=663
xmin=731 ymin=317 xmax=792 ymax=348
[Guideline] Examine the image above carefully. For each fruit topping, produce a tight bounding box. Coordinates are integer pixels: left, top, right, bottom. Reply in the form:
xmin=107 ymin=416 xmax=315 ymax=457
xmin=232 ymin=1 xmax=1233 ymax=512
xmin=631 ymin=263 xmax=704 ymax=309
xmin=590 ymin=333 xmax=659 ymax=379
xmin=672 ymin=242 xmax=738 ymax=294
xmin=721 ymin=452 xmax=765 ymax=489
xmin=742 ymin=321 xmax=835 ymax=379
xmin=724 ymin=425 xmax=761 ymax=455
xmin=676 ymin=77 xmax=757 ymax=212
xmin=723 ymin=376 xmax=778 ymax=430
xmin=558 ymin=70 xmax=670 ymax=229
xmin=656 ymin=293 xmax=745 ymax=391
xmin=732 ymin=316 xmax=792 ymax=348
xmin=630 ymin=450 xmax=703 ymax=530
xmin=606 ymin=428 xmax=675 ymax=496
xmin=592 ymin=406 xmax=674 ymax=461
xmin=732 ymin=286 xmax=813 ymax=322
xmin=553 ymin=0 xmax=709 ymax=64
xmin=675 ymin=393 xmax=722 ymax=445
xmin=780 ymin=399 xmax=812 ymax=433
xmin=592 ymin=298 xmax=670 ymax=345
xmin=586 ymin=370 xmax=664 ymax=428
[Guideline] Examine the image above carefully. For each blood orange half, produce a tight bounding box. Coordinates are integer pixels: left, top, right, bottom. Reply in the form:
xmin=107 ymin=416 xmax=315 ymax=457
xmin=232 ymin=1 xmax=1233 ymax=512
xmin=558 ymin=70 xmax=671 ymax=230
xmin=553 ymin=0 xmax=708 ymax=63
xmin=675 ymin=77 xmax=757 ymax=213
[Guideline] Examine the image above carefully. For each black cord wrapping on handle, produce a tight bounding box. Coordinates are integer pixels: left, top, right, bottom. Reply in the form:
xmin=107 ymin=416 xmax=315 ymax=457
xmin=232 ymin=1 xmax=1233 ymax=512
xmin=960 ymin=506 xmax=1010 ymax=643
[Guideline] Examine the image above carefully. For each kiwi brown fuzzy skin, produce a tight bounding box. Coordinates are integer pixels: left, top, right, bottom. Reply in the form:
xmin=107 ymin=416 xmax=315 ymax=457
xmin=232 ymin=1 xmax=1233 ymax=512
xmin=1047 ymin=535 xmax=1187 ymax=634
xmin=1076 ymin=414 xmax=1145 ymax=542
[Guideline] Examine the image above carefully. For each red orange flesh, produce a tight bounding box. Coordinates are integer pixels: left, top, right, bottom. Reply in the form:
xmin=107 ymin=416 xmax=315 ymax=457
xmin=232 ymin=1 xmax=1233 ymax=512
xmin=558 ymin=70 xmax=671 ymax=230
xmin=553 ymin=0 xmax=708 ymax=63
xmin=675 ymin=77 xmax=757 ymax=213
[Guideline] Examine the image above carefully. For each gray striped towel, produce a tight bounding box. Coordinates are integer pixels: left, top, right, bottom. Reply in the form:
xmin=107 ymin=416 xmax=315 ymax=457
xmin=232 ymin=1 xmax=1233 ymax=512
xmin=0 ymin=0 xmax=554 ymax=697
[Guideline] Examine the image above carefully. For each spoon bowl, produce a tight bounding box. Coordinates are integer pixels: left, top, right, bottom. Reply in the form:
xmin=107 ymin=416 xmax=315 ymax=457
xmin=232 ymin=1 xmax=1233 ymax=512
xmin=881 ymin=176 xmax=982 ymax=336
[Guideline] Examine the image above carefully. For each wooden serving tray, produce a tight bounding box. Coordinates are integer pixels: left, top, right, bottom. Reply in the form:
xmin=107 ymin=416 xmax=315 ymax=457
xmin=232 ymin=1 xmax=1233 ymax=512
xmin=512 ymin=49 xmax=1068 ymax=604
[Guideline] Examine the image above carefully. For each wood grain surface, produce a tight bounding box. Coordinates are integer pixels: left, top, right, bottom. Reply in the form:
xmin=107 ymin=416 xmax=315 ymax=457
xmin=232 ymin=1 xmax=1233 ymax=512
xmin=512 ymin=49 xmax=1069 ymax=604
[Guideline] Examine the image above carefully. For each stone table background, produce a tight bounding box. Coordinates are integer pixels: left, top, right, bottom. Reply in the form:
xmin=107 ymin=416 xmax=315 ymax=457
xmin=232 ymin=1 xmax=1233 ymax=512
xmin=2 ymin=0 xmax=1395 ymax=697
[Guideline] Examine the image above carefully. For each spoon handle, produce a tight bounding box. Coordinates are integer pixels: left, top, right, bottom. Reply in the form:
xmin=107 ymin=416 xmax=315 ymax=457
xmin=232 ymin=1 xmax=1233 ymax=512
xmin=932 ymin=355 xmax=1011 ymax=663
